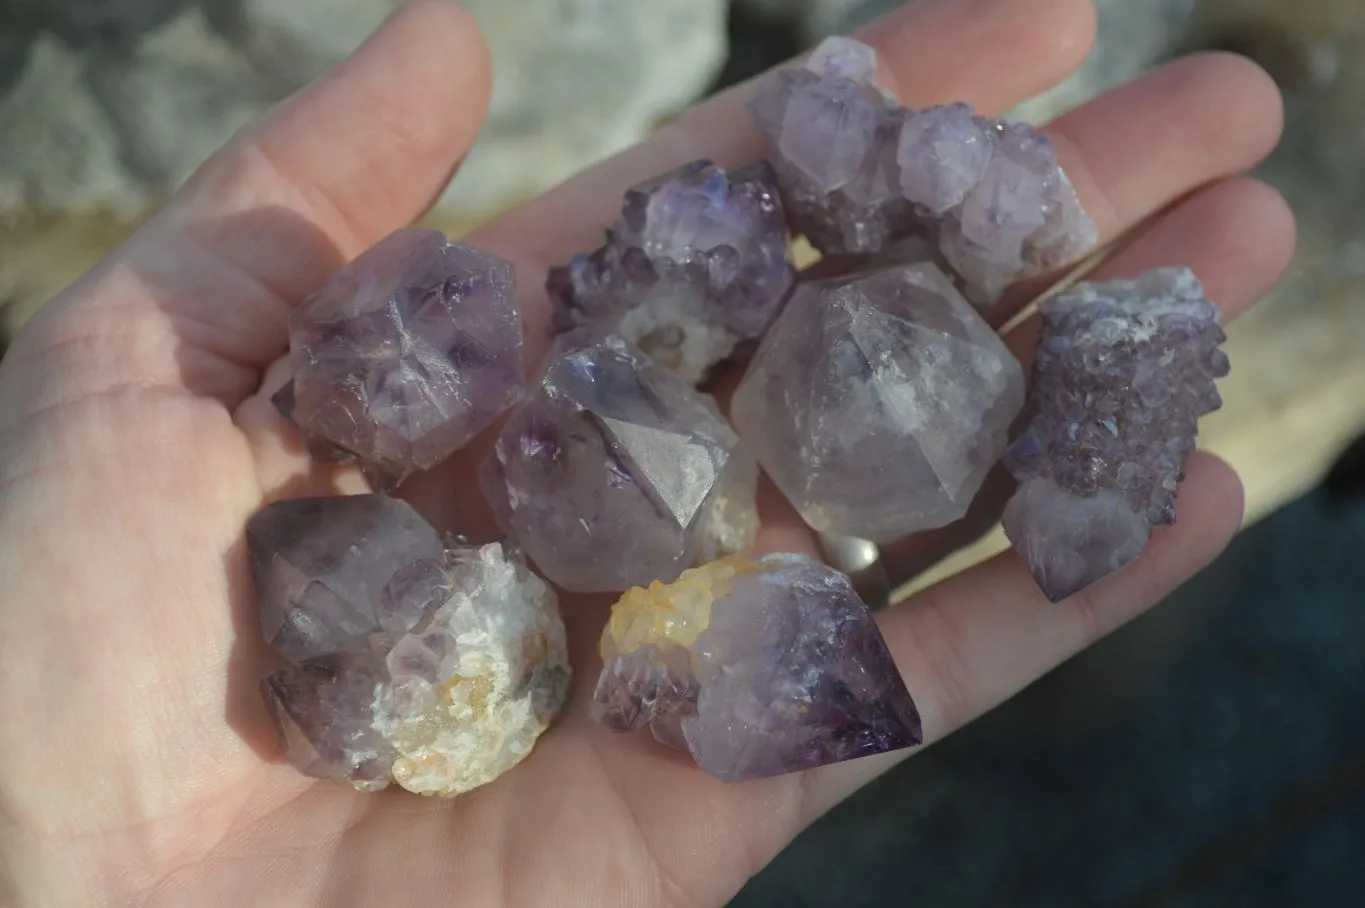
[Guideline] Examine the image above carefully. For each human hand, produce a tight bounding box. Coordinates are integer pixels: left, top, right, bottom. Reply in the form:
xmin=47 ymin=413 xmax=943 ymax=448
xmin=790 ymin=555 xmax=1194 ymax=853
xmin=0 ymin=1 xmax=1294 ymax=905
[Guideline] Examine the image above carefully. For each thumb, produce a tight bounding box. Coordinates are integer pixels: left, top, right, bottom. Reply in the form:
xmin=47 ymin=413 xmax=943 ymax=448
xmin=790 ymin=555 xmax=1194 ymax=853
xmin=4 ymin=0 xmax=491 ymax=409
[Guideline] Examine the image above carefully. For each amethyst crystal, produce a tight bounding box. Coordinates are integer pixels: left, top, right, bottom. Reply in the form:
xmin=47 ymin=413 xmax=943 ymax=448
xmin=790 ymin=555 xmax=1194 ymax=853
xmin=750 ymin=36 xmax=1097 ymax=305
xmin=1001 ymin=267 xmax=1230 ymax=601
xmin=592 ymin=553 xmax=922 ymax=781
xmin=547 ymin=160 xmax=795 ymax=384
xmin=250 ymin=495 xmax=570 ymax=795
xmin=249 ymin=495 xmax=448 ymax=663
xmin=479 ymin=332 xmax=758 ymax=593
xmin=287 ymin=228 xmax=525 ymax=490
xmin=730 ymin=262 xmax=1025 ymax=542
xmin=750 ymin=38 xmax=909 ymax=258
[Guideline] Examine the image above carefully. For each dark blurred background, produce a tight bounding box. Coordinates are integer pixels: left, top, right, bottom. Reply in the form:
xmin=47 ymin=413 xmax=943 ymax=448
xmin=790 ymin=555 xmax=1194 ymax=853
xmin=3 ymin=1 xmax=1364 ymax=905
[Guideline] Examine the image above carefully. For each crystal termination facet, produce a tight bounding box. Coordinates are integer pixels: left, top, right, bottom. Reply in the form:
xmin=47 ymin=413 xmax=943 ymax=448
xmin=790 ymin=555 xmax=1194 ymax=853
xmin=480 ymin=332 xmax=759 ymax=593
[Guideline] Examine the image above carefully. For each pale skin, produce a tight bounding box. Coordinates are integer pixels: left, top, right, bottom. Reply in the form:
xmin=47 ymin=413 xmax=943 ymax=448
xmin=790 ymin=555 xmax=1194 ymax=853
xmin=0 ymin=0 xmax=1296 ymax=905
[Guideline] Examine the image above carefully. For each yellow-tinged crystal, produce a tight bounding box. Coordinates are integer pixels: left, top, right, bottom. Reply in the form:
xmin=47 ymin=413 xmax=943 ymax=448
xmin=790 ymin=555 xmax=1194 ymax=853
xmin=444 ymin=674 xmax=493 ymax=718
xmin=606 ymin=554 xmax=764 ymax=654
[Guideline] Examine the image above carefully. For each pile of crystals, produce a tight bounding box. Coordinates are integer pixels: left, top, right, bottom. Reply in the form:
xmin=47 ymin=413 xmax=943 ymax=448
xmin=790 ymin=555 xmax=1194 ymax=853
xmin=750 ymin=36 xmax=1098 ymax=306
xmin=249 ymin=36 xmax=1231 ymax=792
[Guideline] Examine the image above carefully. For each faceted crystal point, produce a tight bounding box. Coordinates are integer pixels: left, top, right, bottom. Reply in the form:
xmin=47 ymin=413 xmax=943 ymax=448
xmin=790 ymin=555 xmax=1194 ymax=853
xmin=749 ymin=37 xmax=1097 ymax=305
xmin=592 ymin=553 xmax=922 ymax=781
xmin=1002 ymin=267 xmax=1230 ymax=601
xmin=250 ymin=494 xmax=570 ymax=795
xmin=288 ymin=228 xmax=526 ymax=490
xmin=547 ymin=160 xmax=795 ymax=384
xmin=249 ymin=495 xmax=447 ymax=664
xmin=749 ymin=40 xmax=908 ymax=257
xmin=261 ymin=653 xmax=396 ymax=788
xmin=731 ymin=262 xmax=1025 ymax=542
xmin=937 ymin=118 xmax=1097 ymax=305
xmin=479 ymin=332 xmax=759 ymax=593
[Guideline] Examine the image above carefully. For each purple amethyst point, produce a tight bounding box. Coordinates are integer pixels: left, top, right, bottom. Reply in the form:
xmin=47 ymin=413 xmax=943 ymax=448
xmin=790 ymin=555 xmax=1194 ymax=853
xmin=288 ymin=228 xmax=526 ymax=490
xmin=731 ymin=262 xmax=1025 ymax=541
xmin=547 ymin=160 xmax=795 ymax=385
xmin=479 ymin=331 xmax=758 ymax=593
xmin=1002 ymin=267 xmax=1229 ymax=601
xmin=592 ymin=553 xmax=922 ymax=781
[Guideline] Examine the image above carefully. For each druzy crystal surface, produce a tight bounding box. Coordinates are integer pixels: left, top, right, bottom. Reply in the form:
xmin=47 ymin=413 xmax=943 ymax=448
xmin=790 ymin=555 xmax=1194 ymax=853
xmin=750 ymin=36 xmax=1096 ymax=305
xmin=287 ymin=228 xmax=525 ymax=490
xmin=731 ymin=262 xmax=1025 ymax=542
xmin=1002 ymin=267 xmax=1230 ymax=602
xmin=249 ymin=495 xmax=570 ymax=796
xmin=480 ymin=332 xmax=758 ymax=593
xmin=592 ymin=553 xmax=922 ymax=781
xmin=547 ymin=160 xmax=795 ymax=384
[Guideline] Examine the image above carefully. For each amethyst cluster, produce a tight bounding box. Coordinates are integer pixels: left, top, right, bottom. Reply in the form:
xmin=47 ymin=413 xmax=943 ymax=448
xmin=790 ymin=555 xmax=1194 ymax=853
xmin=279 ymin=228 xmax=525 ymax=490
xmin=1002 ymin=268 xmax=1230 ymax=601
xmin=251 ymin=495 xmax=570 ymax=796
xmin=593 ymin=553 xmax=922 ymax=781
xmin=750 ymin=36 xmax=1097 ymax=305
xmin=547 ymin=160 xmax=796 ymax=383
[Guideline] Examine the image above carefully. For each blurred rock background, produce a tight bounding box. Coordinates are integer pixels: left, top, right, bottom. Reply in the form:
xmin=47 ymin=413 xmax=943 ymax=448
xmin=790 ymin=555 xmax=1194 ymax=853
xmin=2 ymin=2 xmax=1364 ymax=903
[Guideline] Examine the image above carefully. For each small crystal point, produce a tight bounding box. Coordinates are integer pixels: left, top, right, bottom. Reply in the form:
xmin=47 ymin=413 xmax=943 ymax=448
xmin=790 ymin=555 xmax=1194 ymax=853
xmin=547 ymin=160 xmax=795 ymax=384
xmin=731 ymin=262 xmax=1025 ymax=542
xmin=1002 ymin=479 xmax=1150 ymax=602
xmin=250 ymin=494 xmax=570 ymax=795
xmin=749 ymin=37 xmax=1096 ymax=305
xmin=480 ymin=332 xmax=759 ymax=593
xmin=287 ymin=228 xmax=526 ymax=489
xmin=592 ymin=554 xmax=922 ymax=781
xmin=1002 ymin=267 xmax=1229 ymax=600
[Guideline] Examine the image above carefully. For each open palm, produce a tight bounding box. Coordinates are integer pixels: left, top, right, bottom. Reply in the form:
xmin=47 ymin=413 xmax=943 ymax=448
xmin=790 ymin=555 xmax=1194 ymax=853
xmin=0 ymin=2 xmax=1294 ymax=905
